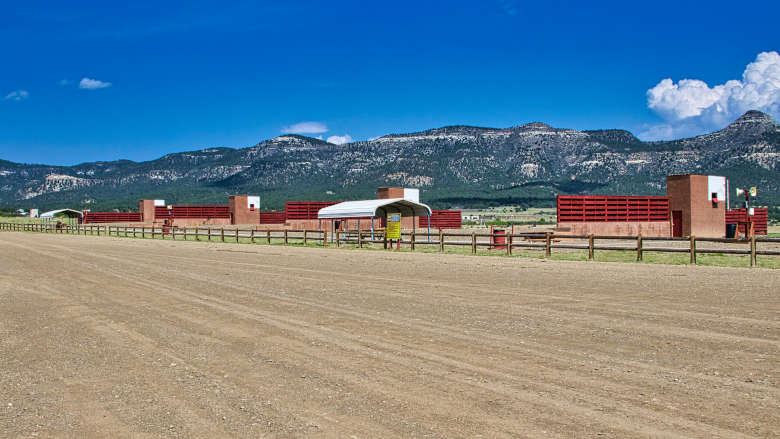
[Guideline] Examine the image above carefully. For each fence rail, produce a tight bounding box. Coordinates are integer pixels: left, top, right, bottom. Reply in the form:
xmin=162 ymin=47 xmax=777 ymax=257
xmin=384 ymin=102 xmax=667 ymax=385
xmin=2 ymin=222 xmax=776 ymax=267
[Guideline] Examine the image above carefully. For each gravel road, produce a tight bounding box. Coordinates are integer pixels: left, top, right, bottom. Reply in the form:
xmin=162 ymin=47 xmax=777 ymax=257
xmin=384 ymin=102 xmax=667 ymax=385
xmin=1 ymin=232 xmax=778 ymax=438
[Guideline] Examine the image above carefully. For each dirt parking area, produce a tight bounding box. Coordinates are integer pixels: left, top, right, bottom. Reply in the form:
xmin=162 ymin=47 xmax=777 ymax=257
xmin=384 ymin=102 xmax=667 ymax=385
xmin=1 ymin=232 xmax=778 ymax=438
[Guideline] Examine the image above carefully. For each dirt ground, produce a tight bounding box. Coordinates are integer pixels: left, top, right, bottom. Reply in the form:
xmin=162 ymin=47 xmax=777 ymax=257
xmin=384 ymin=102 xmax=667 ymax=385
xmin=1 ymin=233 xmax=778 ymax=438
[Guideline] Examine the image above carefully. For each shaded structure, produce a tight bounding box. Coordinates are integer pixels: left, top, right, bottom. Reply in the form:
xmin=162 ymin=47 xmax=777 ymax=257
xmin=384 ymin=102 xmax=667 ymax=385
xmin=39 ymin=208 xmax=83 ymax=226
xmin=318 ymin=198 xmax=432 ymax=238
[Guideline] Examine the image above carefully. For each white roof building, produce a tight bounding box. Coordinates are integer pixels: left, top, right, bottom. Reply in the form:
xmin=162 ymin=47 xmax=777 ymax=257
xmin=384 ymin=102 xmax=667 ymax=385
xmin=317 ymin=198 xmax=432 ymax=219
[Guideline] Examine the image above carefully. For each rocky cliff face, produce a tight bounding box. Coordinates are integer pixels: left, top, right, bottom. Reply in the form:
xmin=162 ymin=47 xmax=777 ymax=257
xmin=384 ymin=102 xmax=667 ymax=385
xmin=2 ymin=111 xmax=778 ymax=210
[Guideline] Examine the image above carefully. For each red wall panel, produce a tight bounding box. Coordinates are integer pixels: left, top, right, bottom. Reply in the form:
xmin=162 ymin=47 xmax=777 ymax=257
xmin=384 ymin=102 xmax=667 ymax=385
xmin=418 ymin=210 xmax=462 ymax=229
xmin=726 ymin=208 xmax=768 ymax=235
xmin=557 ymin=195 xmax=670 ymax=222
xmin=284 ymin=201 xmax=338 ymax=220
xmin=259 ymin=211 xmax=287 ymax=224
xmin=154 ymin=205 xmax=230 ymax=219
xmin=83 ymin=212 xmax=142 ymax=223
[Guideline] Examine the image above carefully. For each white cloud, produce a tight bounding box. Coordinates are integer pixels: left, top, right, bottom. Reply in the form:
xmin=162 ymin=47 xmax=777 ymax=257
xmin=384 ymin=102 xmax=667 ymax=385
xmin=642 ymin=51 xmax=780 ymax=140
xmin=326 ymin=134 xmax=354 ymax=145
xmin=79 ymin=77 xmax=112 ymax=89
xmin=4 ymin=90 xmax=29 ymax=101
xmin=281 ymin=121 xmax=328 ymax=134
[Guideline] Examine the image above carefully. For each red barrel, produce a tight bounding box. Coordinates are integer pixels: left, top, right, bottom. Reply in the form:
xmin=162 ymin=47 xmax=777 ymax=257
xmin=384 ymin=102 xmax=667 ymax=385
xmin=491 ymin=227 xmax=506 ymax=249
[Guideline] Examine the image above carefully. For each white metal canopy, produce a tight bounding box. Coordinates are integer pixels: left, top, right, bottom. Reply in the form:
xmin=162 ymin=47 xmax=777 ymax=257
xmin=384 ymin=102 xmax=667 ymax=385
xmin=40 ymin=208 xmax=83 ymax=218
xmin=317 ymin=198 xmax=432 ymax=219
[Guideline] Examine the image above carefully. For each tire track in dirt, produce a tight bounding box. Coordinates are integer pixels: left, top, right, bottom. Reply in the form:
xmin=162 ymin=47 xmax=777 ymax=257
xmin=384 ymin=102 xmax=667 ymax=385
xmin=2 ymin=238 xmax=556 ymax=437
xmin=6 ymin=235 xmax=768 ymax=433
xmin=3 ymin=233 xmax=778 ymax=437
xmin=65 ymin=234 xmax=780 ymax=338
xmin=32 ymin=236 xmax=779 ymax=396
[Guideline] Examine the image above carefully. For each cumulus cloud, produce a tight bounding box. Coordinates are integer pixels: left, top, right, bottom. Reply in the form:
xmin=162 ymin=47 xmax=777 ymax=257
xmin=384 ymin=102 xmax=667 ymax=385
xmin=642 ymin=51 xmax=780 ymax=140
xmin=326 ymin=134 xmax=354 ymax=145
xmin=281 ymin=121 xmax=328 ymax=134
xmin=4 ymin=90 xmax=29 ymax=101
xmin=79 ymin=77 xmax=112 ymax=89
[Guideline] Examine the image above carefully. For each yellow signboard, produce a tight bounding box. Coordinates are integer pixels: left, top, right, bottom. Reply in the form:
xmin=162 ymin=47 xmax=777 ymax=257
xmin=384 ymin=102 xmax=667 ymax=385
xmin=386 ymin=213 xmax=401 ymax=239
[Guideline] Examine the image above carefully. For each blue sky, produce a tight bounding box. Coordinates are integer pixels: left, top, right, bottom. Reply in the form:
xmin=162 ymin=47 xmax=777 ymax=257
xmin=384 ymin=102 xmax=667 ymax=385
xmin=1 ymin=0 xmax=778 ymax=165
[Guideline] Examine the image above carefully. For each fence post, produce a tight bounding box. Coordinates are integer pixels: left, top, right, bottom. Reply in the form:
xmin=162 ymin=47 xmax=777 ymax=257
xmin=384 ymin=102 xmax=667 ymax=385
xmin=250 ymin=229 xmax=255 ymax=244
xmin=207 ymin=227 xmax=211 ymax=241
xmin=471 ymin=231 xmax=476 ymax=254
xmin=303 ymin=230 xmax=308 ymax=246
xmin=323 ymin=229 xmax=328 ymax=247
xmin=361 ymin=231 xmax=365 ymax=248
xmin=152 ymin=226 xmax=156 ymax=239
xmin=267 ymin=230 xmax=271 ymax=245
xmin=235 ymin=228 xmax=239 ymax=243
xmin=221 ymin=227 xmax=224 ymax=242
xmin=410 ymin=230 xmax=415 ymax=251
xmin=636 ymin=234 xmax=643 ymax=262
xmin=750 ymin=235 xmax=756 ymax=267
xmin=690 ymin=236 xmax=696 ymax=264
xmin=439 ymin=229 xmax=444 ymax=252
xmin=545 ymin=232 xmax=552 ymax=258
xmin=284 ymin=230 xmax=288 ymax=245
xmin=335 ymin=230 xmax=340 ymax=247
xmin=507 ymin=233 xmax=512 ymax=256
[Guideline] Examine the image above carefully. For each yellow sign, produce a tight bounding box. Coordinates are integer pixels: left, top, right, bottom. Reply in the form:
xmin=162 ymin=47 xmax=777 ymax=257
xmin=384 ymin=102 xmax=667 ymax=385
xmin=386 ymin=213 xmax=401 ymax=239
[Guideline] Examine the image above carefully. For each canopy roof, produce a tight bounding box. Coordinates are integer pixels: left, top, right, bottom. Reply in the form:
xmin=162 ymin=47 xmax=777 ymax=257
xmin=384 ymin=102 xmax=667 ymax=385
xmin=318 ymin=198 xmax=432 ymax=219
xmin=40 ymin=208 xmax=83 ymax=218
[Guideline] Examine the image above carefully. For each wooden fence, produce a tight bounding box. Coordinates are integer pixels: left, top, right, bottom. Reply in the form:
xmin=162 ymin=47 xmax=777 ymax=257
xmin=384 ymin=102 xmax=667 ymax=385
xmin=2 ymin=222 xmax=778 ymax=268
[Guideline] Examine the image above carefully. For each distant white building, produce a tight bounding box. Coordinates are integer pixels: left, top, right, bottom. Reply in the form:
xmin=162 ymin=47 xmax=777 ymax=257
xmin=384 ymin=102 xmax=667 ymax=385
xmin=29 ymin=208 xmax=39 ymax=218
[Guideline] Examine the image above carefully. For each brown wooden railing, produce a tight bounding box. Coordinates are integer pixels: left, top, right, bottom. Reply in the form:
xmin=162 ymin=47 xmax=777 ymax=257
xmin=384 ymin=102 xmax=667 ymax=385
xmin=2 ymin=222 xmax=777 ymax=268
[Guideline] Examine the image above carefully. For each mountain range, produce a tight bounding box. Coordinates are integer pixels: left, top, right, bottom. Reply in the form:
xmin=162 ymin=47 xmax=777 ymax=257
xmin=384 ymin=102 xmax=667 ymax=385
xmin=1 ymin=110 xmax=778 ymax=211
